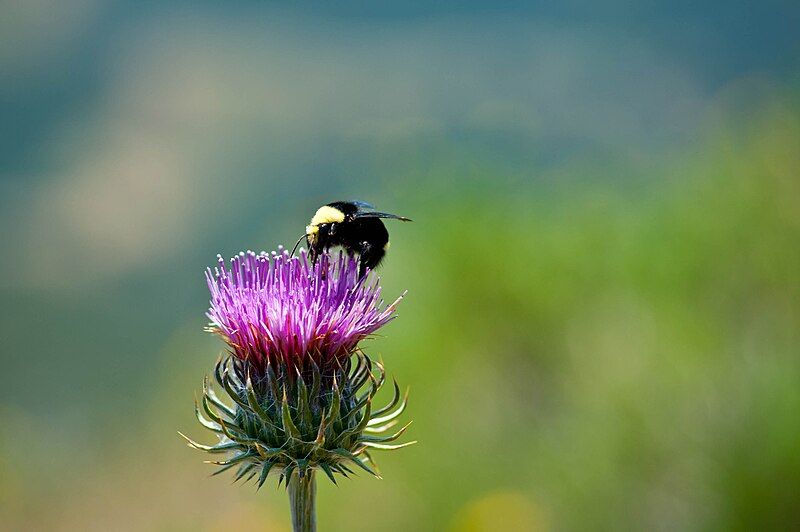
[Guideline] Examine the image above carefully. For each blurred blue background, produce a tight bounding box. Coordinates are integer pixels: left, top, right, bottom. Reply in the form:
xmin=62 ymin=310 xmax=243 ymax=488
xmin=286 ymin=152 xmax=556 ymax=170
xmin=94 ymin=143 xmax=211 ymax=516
xmin=1 ymin=1 xmax=799 ymax=530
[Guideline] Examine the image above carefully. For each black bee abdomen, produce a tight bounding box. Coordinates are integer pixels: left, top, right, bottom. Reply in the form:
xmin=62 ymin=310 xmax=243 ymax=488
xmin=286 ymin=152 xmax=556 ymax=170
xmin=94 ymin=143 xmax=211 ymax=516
xmin=337 ymin=218 xmax=388 ymax=276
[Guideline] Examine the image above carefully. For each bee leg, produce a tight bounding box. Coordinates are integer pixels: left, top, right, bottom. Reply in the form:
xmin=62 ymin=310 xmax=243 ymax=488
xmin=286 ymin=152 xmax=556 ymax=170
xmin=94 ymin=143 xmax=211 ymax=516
xmin=357 ymin=241 xmax=385 ymax=278
xmin=308 ymin=247 xmax=327 ymax=280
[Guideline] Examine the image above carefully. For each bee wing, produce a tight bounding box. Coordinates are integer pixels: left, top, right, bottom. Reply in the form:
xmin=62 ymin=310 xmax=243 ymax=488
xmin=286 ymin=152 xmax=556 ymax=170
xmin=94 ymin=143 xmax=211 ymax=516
xmin=354 ymin=211 xmax=412 ymax=222
xmin=350 ymin=200 xmax=375 ymax=209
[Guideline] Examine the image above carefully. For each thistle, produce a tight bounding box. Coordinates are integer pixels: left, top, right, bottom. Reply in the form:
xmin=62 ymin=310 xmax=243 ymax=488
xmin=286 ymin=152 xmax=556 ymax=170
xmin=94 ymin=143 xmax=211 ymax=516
xmin=182 ymin=248 xmax=414 ymax=532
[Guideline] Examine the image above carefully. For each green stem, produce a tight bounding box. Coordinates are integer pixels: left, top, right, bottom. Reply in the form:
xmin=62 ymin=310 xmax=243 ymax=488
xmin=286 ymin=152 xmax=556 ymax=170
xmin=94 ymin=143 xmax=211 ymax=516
xmin=288 ymin=470 xmax=316 ymax=532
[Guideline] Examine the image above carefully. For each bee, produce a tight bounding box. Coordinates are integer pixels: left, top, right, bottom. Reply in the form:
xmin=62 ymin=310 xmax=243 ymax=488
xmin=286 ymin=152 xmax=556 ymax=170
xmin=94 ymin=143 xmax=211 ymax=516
xmin=291 ymin=201 xmax=411 ymax=276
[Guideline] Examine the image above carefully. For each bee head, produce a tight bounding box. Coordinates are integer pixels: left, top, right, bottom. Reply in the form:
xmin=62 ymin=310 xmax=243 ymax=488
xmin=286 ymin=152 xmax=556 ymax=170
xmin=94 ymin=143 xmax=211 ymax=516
xmin=306 ymin=205 xmax=346 ymax=245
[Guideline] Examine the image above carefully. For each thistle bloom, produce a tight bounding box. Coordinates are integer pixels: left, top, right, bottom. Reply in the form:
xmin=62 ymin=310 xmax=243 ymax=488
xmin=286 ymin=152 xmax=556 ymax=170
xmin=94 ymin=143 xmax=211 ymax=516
xmin=205 ymin=249 xmax=401 ymax=369
xmin=183 ymin=248 xmax=413 ymax=532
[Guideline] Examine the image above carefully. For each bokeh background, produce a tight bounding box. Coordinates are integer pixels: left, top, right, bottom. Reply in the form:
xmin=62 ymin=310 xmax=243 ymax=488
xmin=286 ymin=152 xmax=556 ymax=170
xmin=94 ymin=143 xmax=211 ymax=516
xmin=2 ymin=1 xmax=800 ymax=530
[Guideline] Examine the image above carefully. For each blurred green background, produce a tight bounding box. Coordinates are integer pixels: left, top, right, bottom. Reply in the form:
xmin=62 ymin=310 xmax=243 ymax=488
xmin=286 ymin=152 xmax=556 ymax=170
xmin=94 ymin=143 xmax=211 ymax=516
xmin=1 ymin=1 xmax=799 ymax=530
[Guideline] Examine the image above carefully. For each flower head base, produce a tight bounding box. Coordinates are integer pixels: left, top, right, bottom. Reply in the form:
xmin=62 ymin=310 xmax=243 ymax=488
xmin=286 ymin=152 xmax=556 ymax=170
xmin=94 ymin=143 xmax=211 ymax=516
xmin=185 ymin=248 xmax=414 ymax=489
xmin=206 ymin=249 xmax=402 ymax=371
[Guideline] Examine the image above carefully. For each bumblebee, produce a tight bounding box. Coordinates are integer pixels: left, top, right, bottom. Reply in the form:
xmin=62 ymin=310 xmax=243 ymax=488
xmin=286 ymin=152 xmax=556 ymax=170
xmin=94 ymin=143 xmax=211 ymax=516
xmin=292 ymin=201 xmax=411 ymax=276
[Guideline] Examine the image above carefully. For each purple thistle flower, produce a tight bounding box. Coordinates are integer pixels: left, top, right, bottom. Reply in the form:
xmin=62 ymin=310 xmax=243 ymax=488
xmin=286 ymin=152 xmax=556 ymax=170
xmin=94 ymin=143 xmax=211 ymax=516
xmin=186 ymin=245 xmax=414 ymax=532
xmin=206 ymin=248 xmax=403 ymax=369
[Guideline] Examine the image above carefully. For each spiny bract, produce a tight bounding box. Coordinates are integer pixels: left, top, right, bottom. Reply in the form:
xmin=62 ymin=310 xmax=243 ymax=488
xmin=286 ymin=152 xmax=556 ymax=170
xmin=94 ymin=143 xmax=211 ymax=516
xmin=182 ymin=249 xmax=414 ymax=488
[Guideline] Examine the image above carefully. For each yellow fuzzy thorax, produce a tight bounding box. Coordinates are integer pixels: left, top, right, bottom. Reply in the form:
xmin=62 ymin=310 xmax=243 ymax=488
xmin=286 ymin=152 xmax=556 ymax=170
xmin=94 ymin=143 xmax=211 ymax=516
xmin=306 ymin=205 xmax=346 ymax=245
xmin=310 ymin=205 xmax=346 ymax=226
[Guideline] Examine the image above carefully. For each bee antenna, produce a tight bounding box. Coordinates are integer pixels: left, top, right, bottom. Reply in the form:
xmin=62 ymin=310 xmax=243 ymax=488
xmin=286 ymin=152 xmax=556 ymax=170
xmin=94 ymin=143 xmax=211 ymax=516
xmin=290 ymin=233 xmax=307 ymax=257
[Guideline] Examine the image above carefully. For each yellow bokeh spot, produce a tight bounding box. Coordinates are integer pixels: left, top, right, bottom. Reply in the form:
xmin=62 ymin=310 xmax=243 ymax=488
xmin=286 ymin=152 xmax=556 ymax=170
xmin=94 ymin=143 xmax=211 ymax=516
xmin=450 ymin=490 xmax=548 ymax=532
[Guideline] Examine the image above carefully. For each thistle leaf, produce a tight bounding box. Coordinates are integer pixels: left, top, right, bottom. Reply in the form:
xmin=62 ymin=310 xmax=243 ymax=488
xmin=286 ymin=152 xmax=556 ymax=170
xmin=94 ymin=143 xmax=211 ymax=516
xmin=207 ymin=451 xmax=255 ymax=467
xmin=370 ymin=379 xmax=401 ymax=418
xmin=344 ymin=387 xmax=373 ymax=422
xmin=215 ymin=414 xmax=259 ymax=445
xmin=350 ymin=353 xmax=371 ymax=391
xmin=178 ymin=431 xmax=239 ymax=453
xmin=281 ymin=388 xmax=303 ymax=440
xmin=336 ymin=463 xmax=355 ymax=476
xmin=309 ymin=357 xmax=321 ymax=402
xmin=358 ymin=421 xmax=413 ymax=444
xmin=362 ymin=450 xmax=382 ymax=477
xmin=323 ymin=377 xmax=342 ymax=440
xmin=204 ymin=377 xmax=236 ymax=418
xmin=266 ymin=363 xmax=281 ymax=403
xmin=331 ymin=448 xmax=381 ymax=478
xmin=314 ymin=415 xmax=328 ymax=446
xmin=363 ymin=419 xmax=399 ymax=434
xmin=296 ymin=458 xmax=309 ymax=478
xmin=332 ymin=464 xmax=350 ymax=479
xmin=245 ymin=466 xmax=260 ymax=484
xmin=202 ymin=394 xmax=242 ymax=432
xmin=337 ymin=401 xmax=372 ymax=445
xmin=233 ymin=462 xmax=256 ymax=483
xmin=246 ymin=375 xmax=281 ymax=432
xmin=368 ymin=386 xmax=408 ymax=426
xmin=209 ymin=460 xmax=241 ymax=477
xmin=320 ymin=463 xmax=337 ymax=484
xmin=256 ymin=460 xmax=276 ymax=490
xmin=283 ymin=463 xmax=297 ymax=490
xmin=360 ymin=440 xmax=418 ymax=451
xmin=195 ymin=402 xmax=223 ymax=433
xmin=254 ymin=442 xmax=286 ymax=459
xmin=220 ymin=368 xmax=251 ymax=411
xmin=296 ymin=371 xmax=313 ymax=428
